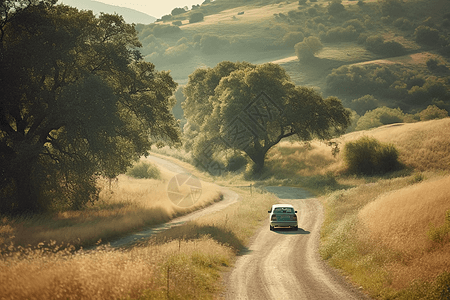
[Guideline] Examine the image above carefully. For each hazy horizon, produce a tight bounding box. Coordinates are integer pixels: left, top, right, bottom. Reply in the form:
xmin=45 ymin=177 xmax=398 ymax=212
xmin=95 ymin=0 xmax=204 ymax=18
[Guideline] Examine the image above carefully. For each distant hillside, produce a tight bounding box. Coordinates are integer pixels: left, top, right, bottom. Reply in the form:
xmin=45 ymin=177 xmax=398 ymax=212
xmin=60 ymin=0 xmax=156 ymax=24
xmin=134 ymin=0 xmax=450 ymax=130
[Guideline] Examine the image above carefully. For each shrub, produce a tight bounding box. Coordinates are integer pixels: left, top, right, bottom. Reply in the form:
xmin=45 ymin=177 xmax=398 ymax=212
xmin=282 ymin=31 xmax=305 ymax=48
xmin=151 ymin=24 xmax=181 ymax=37
xmin=226 ymin=154 xmax=248 ymax=172
xmin=381 ymin=0 xmax=404 ymax=17
xmin=328 ymin=0 xmax=346 ymax=15
xmin=419 ymin=105 xmax=449 ymax=121
xmin=172 ymin=21 xmax=182 ymax=26
xmin=189 ymin=12 xmax=204 ymax=23
xmin=343 ymin=136 xmax=401 ymax=175
xmin=295 ymin=36 xmax=323 ymax=61
xmin=199 ymin=34 xmax=230 ymax=54
xmin=355 ymin=107 xmax=404 ymax=131
xmin=393 ymin=17 xmax=414 ymax=30
xmin=415 ymin=25 xmax=440 ymax=46
xmin=126 ymin=161 xmax=161 ymax=179
xmin=350 ymin=94 xmax=379 ymax=115
xmin=171 ymin=7 xmax=186 ymax=16
xmin=320 ymin=26 xmax=358 ymax=43
xmin=365 ymin=35 xmax=406 ymax=56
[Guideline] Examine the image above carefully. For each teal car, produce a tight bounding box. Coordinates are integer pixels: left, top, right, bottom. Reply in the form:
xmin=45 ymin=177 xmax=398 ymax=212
xmin=268 ymin=204 xmax=298 ymax=231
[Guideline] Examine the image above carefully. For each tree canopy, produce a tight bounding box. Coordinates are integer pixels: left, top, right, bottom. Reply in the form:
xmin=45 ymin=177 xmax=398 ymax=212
xmin=0 ymin=1 xmax=180 ymax=213
xmin=182 ymin=61 xmax=351 ymax=174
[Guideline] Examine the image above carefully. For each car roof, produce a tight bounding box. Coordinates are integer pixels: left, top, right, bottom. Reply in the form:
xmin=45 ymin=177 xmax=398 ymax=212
xmin=272 ymin=204 xmax=294 ymax=208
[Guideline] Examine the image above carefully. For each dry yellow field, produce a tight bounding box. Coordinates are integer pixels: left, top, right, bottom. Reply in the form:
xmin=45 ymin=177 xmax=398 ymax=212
xmin=0 ymin=158 xmax=222 ymax=249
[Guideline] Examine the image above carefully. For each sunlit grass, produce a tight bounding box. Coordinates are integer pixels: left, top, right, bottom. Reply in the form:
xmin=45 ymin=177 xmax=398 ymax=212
xmin=0 ymin=158 xmax=222 ymax=249
xmin=0 ymin=187 xmax=277 ymax=299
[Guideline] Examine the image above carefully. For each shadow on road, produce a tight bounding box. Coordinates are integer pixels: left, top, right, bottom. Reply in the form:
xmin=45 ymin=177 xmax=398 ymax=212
xmin=272 ymin=227 xmax=310 ymax=235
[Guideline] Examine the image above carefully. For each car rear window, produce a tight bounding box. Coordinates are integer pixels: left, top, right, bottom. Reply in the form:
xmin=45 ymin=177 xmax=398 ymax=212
xmin=274 ymin=207 xmax=294 ymax=213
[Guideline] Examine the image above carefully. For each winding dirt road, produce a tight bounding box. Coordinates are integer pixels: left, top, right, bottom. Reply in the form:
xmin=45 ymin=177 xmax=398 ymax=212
xmin=225 ymin=186 xmax=369 ymax=300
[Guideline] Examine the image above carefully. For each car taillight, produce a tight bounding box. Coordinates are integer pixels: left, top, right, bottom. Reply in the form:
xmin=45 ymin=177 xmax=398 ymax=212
xmin=271 ymin=215 xmax=277 ymax=221
xmin=291 ymin=215 xmax=297 ymax=221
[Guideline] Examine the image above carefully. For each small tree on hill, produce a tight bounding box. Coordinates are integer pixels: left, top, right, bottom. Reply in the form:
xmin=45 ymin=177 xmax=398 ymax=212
xmin=295 ymin=36 xmax=323 ymax=62
xmin=189 ymin=12 xmax=204 ymax=23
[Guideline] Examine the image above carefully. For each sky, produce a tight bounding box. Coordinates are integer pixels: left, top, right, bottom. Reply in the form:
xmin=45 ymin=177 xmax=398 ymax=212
xmin=95 ymin=0 xmax=204 ymax=18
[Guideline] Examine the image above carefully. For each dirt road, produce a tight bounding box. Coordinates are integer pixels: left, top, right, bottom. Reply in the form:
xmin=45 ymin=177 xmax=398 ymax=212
xmin=225 ymin=186 xmax=368 ymax=300
xmin=109 ymin=155 xmax=239 ymax=248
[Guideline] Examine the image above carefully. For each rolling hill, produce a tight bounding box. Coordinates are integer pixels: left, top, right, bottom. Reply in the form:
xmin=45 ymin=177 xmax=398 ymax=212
xmin=60 ymin=0 xmax=156 ymax=24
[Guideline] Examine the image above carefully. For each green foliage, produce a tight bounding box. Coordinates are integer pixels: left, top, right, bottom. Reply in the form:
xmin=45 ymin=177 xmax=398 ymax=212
xmin=355 ymin=107 xmax=405 ymax=131
xmin=189 ymin=12 xmax=204 ymax=23
xmin=393 ymin=17 xmax=414 ymax=30
xmin=198 ymin=34 xmax=230 ymax=54
xmin=0 ymin=1 xmax=180 ymax=213
xmin=415 ymin=25 xmax=441 ymax=45
xmin=295 ymin=36 xmax=323 ymax=61
xmin=126 ymin=161 xmax=161 ymax=179
xmin=419 ymin=105 xmax=449 ymax=121
xmin=282 ymin=31 xmax=305 ymax=48
xmin=183 ymin=61 xmax=350 ymax=174
xmin=364 ymin=35 xmax=406 ymax=56
xmin=326 ymin=64 xmax=450 ymax=111
xmin=343 ymin=136 xmax=401 ymax=175
xmin=349 ymin=94 xmax=380 ymax=115
xmin=328 ymin=0 xmax=346 ymax=15
xmin=320 ymin=26 xmax=359 ymax=43
xmin=226 ymin=154 xmax=248 ymax=172
xmin=380 ymin=0 xmax=404 ymax=17
xmin=171 ymin=7 xmax=186 ymax=16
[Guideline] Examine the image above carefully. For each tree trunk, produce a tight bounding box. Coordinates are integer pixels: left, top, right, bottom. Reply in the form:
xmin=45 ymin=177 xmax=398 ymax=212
xmin=248 ymin=149 xmax=266 ymax=175
xmin=11 ymin=159 xmax=41 ymax=214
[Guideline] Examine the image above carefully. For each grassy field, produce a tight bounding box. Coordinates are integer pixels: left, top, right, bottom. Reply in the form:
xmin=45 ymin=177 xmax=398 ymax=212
xmin=0 ymin=158 xmax=222 ymax=250
xmin=0 ymin=186 xmax=277 ymax=299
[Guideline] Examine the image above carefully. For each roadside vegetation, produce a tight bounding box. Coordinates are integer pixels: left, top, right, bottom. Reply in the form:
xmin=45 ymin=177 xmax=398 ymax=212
xmin=0 ymin=187 xmax=277 ymax=299
xmin=0 ymin=158 xmax=222 ymax=250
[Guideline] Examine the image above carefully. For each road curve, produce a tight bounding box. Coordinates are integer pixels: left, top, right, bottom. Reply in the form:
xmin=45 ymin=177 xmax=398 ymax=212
xmin=109 ymin=155 xmax=239 ymax=248
xmin=225 ymin=186 xmax=368 ymax=300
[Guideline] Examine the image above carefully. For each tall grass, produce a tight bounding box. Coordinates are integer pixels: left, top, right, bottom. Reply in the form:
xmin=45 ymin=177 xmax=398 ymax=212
xmin=320 ymin=173 xmax=450 ymax=299
xmin=0 ymin=188 xmax=278 ymax=299
xmin=0 ymin=159 xmax=222 ymax=249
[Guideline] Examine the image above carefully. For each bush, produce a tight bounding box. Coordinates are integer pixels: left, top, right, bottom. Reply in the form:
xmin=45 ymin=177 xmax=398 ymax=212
xmin=282 ymin=31 xmax=305 ymax=48
xmin=295 ymin=36 xmax=323 ymax=61
xmin=328 ymin=0 xmax=346 ymax=15
xmin=415 ymin=25 xmax=440 ymax=46
xmin=343 ymin=136 xmax=401 ymax=175
xmin=189 ymin=12 xmax=204 ymax=23
xmin=355 ymin=106 xmax=405 ymax=130
xmin=151 ymin=24 xmax=181 ymax=37
xmin=350 ymin=94 xmax=379 ymax=115
xmin=419 ymin=105 xmax=449 ymax=121
xmin=320 ymin=26 xmax=358 ymax=43
xmin=126 ymin=161 xmax=161 ymax=179
xmin=226 ymin=154 xmax=248 ymax=172
xmin=393 ymin=17 xmax=414 ymax=30
xmin=365 ymin=35 xmax=406 ymax=56
xmin=199 ymin=34 xmax=230 ymax=54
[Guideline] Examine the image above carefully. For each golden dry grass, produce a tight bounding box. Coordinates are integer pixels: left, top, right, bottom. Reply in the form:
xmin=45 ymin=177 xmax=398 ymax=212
xmin=359 ymin=175 xmax=450 ymax=253
xmin=267 ymin=118 xmax=450 ymax=179
xmin=0 ymin=158 xmax=222 ymax=249
xmin=0 ymin=237 xmax=233 ymax=300
xmin=358 ymin=175 xmax=450 ymax=289
xmin=0 ymin=186 xmax=277 ymax=299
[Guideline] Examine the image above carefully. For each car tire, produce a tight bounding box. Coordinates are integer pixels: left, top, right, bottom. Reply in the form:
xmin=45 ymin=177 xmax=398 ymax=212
xmin=293 ymin=226 xmax=298 ymax=231
xmin=270 ymin=225 xmax=274 ymax=231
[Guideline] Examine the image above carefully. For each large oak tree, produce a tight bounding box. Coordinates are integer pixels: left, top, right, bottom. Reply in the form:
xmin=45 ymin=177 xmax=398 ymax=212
xmin=183 ymin=61 xmax=350 ymax=174
xmin=0 ymin=1 xmax=180 ymax=213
